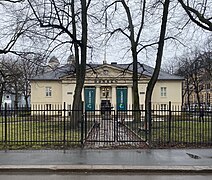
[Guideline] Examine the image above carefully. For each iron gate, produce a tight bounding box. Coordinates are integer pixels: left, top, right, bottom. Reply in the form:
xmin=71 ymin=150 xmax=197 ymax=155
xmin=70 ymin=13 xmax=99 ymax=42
xmin=84 ymin=110 xmax=148 ymax=146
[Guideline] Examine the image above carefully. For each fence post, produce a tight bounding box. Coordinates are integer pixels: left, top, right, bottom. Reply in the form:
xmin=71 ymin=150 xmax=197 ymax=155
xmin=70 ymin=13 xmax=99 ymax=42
xmin=79 ymin=101 xmax=84 ymax=146
xmin=4 ymin=103 xmax=7 ymax=149
xmin=85 ymin=110 xmax=87 ymax=143
xmin=63 ymin=102 xmax=66 ymax=148
xmin=81 ymin=111 xmax=84 ymax=146
xmin=168 ymin=101 xmax=172 ymax=143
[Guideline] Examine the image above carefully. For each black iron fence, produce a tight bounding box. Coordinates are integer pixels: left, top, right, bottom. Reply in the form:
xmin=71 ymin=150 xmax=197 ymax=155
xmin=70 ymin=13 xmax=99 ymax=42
xmin=149 ymin=104 xmax=212 ymax=147
xmin=0 ymin=104 xmax=84 ymax=148
xmin=0 ymin=103 xmax=211 ymax=149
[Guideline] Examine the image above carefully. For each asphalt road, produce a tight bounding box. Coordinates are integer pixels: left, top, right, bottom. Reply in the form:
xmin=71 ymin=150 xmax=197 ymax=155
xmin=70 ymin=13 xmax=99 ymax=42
xmin=0 ymin=174 xmax=212 ymax=180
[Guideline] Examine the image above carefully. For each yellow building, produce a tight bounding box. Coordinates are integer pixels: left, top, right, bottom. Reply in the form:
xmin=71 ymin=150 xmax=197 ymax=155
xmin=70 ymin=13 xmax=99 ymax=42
xmin=30 ymin=62 xmax=183 ymax=111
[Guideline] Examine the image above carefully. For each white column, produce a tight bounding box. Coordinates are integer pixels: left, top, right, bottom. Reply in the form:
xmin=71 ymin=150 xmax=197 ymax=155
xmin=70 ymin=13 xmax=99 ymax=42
xmin=127 ymin=85 xmax=132 ymax=110
xmin=111 ymin=85 xmax=116 ymax=110
xmin=96 ymin=86 xmax=101 ymax=110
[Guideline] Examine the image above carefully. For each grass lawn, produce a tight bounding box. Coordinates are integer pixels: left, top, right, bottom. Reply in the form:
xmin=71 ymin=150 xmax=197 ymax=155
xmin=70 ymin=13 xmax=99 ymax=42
xmin=0 ymin=113 xmax=211 ymax=149
xmin=0 ymin=117 xmax=84 ymax=149
xmin=151 ymin=121 xmax=211 ymax=142
xmin=125 ymin=115 xmax=211 ymax=147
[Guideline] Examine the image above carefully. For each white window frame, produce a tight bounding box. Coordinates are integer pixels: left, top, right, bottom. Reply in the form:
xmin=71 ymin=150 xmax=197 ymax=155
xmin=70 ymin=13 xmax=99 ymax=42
xmin=161 ymin=87 xmax=167 ymax=97
xmin=45 ymin=87 xmax=52 ymax=97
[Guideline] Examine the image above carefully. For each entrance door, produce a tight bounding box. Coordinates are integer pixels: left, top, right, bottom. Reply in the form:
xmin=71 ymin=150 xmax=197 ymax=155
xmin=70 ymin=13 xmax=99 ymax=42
xmin=116 ymin=87 xmax=128 ymax=110
xmin=84 ymin=87 xmax=96 ymax=110
xmin=101 ymin=100 xmax=112 ymax=115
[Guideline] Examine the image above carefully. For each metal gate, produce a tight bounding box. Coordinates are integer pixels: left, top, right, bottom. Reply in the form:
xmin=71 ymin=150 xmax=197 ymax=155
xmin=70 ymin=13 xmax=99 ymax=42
xmin=84 ymin=110 xmax=148 ymax=147
xmin=84 ymin=110 xmax=116 ymax=143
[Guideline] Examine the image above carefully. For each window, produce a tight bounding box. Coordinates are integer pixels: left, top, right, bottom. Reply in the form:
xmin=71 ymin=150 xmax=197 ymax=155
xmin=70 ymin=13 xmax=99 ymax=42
xmin=102 ymin=87 xmax=110 ymax=98
xmin=46 ymin=87 xmax=52 ymax=97
xmin=161 ymin=87 xmax=167 ymax=97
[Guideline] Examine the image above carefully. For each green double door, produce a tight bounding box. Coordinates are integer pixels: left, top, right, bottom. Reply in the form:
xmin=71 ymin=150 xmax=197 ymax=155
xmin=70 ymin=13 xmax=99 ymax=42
xmin=84 ymin=86 xmax=128 ymax=111
xmin=116 ymin=87 xmax=128 ymax=110
xmin=84 ymin=87 xmax=96 ymax=111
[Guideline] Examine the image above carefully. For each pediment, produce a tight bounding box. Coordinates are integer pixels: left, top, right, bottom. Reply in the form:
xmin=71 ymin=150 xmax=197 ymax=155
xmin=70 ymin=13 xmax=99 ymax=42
xmin=86 ymin=64 xmax=133 ymax=78
xmin=60 ymin=64 xmax=151 ymax=80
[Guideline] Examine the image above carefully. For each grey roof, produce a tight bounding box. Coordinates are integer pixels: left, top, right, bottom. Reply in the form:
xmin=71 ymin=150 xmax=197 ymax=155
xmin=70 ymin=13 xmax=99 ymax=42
xmin=31 ymin=63 xmax=183 ymax=81
xmin=110 ymin=63 xmax=183 ymax=80
xmin=31 ymin=65 xmax=75 ymax=80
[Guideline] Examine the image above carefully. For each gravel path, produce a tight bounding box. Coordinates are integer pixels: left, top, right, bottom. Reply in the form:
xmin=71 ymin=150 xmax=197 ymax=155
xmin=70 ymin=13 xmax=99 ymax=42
xmin=84 ymin=117 xmax=148 ymax=148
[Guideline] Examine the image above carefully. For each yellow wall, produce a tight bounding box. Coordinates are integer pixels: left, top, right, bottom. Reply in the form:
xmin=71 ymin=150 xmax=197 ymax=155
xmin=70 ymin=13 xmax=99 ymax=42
xmin=31 ymin=80 xmax=62 ymax=105
xmin=61 ymin=81 xmax=76 ymax=109
xmin=31 ymin=80 xmax=182 ymax=107
xmin=152 ymin=80 xmax=182 ymax=106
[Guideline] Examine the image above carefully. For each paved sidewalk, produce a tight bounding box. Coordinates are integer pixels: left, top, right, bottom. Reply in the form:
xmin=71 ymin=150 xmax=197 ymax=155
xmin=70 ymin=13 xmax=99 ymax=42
xmin=0 ymin=149 xmax=211 ymax=173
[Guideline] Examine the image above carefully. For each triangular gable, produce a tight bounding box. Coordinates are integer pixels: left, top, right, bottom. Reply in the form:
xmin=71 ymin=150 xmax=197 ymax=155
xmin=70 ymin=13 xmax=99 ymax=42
xmin=60 ymin=63 xmax=151 ymax=80
xmin=85 ymin=64 xmax=133 ymax=78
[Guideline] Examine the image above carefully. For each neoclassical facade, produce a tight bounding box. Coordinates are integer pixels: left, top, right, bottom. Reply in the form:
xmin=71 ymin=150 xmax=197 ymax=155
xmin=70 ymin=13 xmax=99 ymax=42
xmin=30 ymin=62 xmax=183 ymax=111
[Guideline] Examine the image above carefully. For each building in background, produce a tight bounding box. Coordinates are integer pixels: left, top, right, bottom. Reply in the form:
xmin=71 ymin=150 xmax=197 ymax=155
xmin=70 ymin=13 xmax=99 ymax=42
xmin=2 ymin=93 xmax=30 ymax=108
xmin=30 ymin=62 xmax=183 ymax=111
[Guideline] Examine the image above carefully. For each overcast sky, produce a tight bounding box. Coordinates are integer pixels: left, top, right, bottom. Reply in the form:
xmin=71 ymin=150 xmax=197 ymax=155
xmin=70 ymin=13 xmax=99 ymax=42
xmin=0 ymin=0 xmax=211 ymax=69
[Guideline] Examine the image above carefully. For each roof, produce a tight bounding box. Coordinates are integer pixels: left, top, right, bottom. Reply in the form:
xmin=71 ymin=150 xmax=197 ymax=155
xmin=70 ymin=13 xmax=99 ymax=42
xmin=31 ymin=64 xmax=75 ymax=80
xmin=31 ymin=63 xmax=183 ymax=81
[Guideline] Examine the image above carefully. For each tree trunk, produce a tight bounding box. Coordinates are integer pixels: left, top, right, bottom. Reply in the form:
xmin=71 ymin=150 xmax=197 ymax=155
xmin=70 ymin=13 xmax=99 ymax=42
xmin=0 ymin=86 xmax=3 ymax=113
xmin=145 ymin=0 xmax=170 ymax=133
xmin=121 ymin=0 xmax=141 ymax=116
xmin=71 ymin=0 xmax=87 ymax=129
xmin=132 ymin=45 xmax=141 ymax=121
xmin=195 ymin=85 xmax=201 ymax=109
xmin=24 ymin=95 xmax=29 ymax=110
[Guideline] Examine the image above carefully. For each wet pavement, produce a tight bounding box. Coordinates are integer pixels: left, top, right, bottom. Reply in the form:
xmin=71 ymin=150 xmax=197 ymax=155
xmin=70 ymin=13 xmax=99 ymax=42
xmin=0 ymin=174 xmax=212 ymax=180
xmin=0 ymin=149 xmax=211 ymax=166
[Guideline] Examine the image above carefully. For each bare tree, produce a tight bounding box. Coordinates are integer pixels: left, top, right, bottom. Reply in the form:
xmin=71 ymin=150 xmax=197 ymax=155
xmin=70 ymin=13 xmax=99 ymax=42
xmin=105 ymin=0 xmax=147 ymax=119
xmin=25 ymin=0 xmax=90 ymax=127
xmin=0 ymin=0 xmax=24 ymax=3
xmin=178 ymin=0 xmax=212 ymax=31
xmin=144 ymin=0 xmax=170 ymax=131
xmin=17 ymin=53 xmax=45 ymax=109
xmin=176 ymin=44 xmax=212 ymax=109
xmin=0 ymin=54 xmax=44 ymax=109
xmin=0 ymin=0 xmax=28 ymax=54
xmin=0 ymin=61 xmax=9 ymax=110
xmin=0 ymin=57 xmax=21 ymax=109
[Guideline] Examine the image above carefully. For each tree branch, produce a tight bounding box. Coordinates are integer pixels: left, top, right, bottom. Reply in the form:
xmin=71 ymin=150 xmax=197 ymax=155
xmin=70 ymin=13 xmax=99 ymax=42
xmin=178 ymin=0 xmax=212 ymax=31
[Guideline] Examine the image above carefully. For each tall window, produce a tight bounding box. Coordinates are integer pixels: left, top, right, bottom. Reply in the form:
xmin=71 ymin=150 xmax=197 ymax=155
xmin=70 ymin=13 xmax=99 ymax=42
xmin=102 ymin=87 xmax=110 ymax=98
xmin=161 ymin=87 xmax=167 ymax=97
xmin=46 ymin=87 xmax=52 ymax=97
